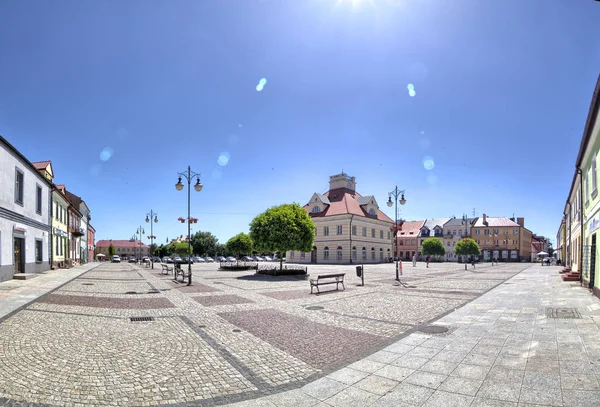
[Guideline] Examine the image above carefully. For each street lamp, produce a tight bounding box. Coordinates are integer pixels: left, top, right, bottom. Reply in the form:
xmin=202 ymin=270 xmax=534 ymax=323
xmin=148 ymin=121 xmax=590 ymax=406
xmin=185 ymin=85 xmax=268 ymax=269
xmin=175 ymin=166 xmax=203 ymax=286
xmin=135 ymin=226 xmax=145 ymax=263
xmin=145 ymin=211 xmax=158 ymax=269
xmin=387 ymin=187 xmax=406 ymax=281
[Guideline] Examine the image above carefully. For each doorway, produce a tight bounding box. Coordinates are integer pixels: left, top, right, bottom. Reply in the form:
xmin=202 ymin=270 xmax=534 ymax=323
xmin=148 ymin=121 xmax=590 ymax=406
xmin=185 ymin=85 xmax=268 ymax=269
xmin=13 ymin=237 xmax=25 ymax=273
xmin=311 ymin=247 xmax=317 ymax=263
xmin=590 ymin=234 xmax=596 ymax=289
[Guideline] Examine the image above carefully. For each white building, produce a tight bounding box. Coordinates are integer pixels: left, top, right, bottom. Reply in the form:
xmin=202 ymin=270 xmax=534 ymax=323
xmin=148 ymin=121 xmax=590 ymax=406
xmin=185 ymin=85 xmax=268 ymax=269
xmin=442 ymin=217 xmax=474 ymax=261
xmin=0 ymin=136 xmax=52 ymax=281
xmin=287 ymin=173 xmax=394 ymax=264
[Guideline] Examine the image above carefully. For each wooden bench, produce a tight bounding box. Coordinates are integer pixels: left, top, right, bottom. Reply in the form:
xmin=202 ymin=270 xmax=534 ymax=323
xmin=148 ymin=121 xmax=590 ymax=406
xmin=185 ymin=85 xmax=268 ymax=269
xmin=161 ymin=263 xmax=173 ymax=275
xmin=310 ymin=273 xmax=346 ymax=294
xmin=174 ymin=264 xmax=191 ymax=283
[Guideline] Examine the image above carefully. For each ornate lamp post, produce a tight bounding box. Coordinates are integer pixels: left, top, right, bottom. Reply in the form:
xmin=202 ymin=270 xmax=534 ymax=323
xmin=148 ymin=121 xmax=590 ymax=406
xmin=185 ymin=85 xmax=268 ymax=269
xmin=135 ymin=226 xmax=145 ymax=262
xmin=387 ymin=187 xmax=406 ymax=281
xmin=175 ymin=166 xmax=203 ymax=286
xmin=145 ymin=210 xmax=158 ymax=269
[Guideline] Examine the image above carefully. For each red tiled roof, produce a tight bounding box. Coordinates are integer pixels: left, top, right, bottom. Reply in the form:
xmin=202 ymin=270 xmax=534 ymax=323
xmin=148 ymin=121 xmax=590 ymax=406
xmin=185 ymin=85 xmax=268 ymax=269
xmin=96 ymin=240 xmax=148 ymax=248
xmin=472 ymin=217 xmax=520 ymax=227
xmin=32 ymin=160 xmax=51 ymax=170
xmin=303 ymin=188 xmax=393 ymax=223
xmin=397 ymin=221 xmax=425 ymax=236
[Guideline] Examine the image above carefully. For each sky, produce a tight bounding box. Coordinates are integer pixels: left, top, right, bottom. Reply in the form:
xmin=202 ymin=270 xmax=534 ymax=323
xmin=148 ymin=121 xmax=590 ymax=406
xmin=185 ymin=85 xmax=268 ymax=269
xmin=1 ymin=0 xmax=599 ymax=247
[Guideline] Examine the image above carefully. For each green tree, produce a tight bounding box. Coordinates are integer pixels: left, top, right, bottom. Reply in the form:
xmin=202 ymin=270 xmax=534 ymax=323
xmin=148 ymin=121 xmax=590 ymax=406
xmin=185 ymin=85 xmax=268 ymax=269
xmin=250 ymin=203 xmax=315 ymax=270
xmin=421 ymin=238 xmax=446 ymax=262
xmin=166 ymin=242 xmax=190 ymax=257
xmin=108 ymin=243 xmax=115 ymax=257
xmin=215 ymin=243 xmax=226 ymax=257
xmin=148 ymin=243 xmax=157 ymax=255
xmin=454 ymin=238 xmax=481 ymax=270
xmin=225 ymin=233 xmax=253 ymax=259
xmin=191 ymin=231 xmax=219 ymax=257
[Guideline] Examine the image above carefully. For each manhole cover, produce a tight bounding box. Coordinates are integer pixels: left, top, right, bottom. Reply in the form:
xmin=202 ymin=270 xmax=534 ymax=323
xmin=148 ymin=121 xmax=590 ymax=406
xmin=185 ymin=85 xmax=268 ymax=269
xmin=306 ymin=306 xmax=324 ymax=310
xmin=81 ymin=283 xmax=94 ymax=286
xmin=546 ymin=308 xmax=581 ymax=319
xmin=420 ymin=325 xmax=449 ymax=334
xmin=232 ymin=329 xmax=242 ymax=332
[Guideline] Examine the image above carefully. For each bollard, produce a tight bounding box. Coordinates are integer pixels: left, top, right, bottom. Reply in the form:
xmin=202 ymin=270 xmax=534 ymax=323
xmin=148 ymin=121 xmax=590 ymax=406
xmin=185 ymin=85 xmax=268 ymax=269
xmin=356 ymin=265 xmax=364 ymax=286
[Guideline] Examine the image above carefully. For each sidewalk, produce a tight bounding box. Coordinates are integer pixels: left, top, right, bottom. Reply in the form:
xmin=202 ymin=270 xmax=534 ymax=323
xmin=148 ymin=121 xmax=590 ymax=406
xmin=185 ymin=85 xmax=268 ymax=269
xmin=229 ymin=264 xmax=600 ymax=407
xmin=0 ymin=262 xmax=100 ymax=321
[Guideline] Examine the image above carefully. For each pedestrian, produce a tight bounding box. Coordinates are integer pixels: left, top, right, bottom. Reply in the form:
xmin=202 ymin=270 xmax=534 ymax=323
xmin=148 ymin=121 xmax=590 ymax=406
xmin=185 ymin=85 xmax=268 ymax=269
xmin=412 ymin=254 xmax=417 ymax=267
xmin=472 ymin=257 xmax=476 ymax=269
xmin=426 ymin=256 xmax=430 ymax=268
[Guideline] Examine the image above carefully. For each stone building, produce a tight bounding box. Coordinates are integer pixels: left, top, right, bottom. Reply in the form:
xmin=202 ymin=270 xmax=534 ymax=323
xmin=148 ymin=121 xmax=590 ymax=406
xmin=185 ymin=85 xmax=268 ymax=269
xmin=288 ymin=173 xmax=394 ymax=264
xmin=395 ymin=220 xmax=424 ymax=261
xmin=96 ymin=239 xmax=149 ymax=260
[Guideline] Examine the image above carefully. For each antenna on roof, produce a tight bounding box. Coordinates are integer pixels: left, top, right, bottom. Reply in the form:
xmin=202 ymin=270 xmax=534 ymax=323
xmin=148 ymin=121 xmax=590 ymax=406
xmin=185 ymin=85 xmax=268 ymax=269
xmin=472 ymin=208 xmax=476 ymax=217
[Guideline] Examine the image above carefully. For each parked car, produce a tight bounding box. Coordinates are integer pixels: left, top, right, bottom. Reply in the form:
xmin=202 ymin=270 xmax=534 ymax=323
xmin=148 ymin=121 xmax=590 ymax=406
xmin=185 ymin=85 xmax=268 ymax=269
xmin=152 ymin=256 xmax=161 ymax=262
xmin=128 ymin=257 xmax=137 ymax=263
xmin=111 ymin=255 xmax=121 ymax=263
xmin=173 ymin=256 xmax=183 ymax=263
xmin=263 ymin=256 xmax=273 ymax=261
xmin=164 ymin=257 xmax=172 ymax=263
xmin=242 ymin=256 xmax=255 ymax=261
xmin=216 ymin=256 xmax=227 ymax=262
xmin=255 ymin=256 xmax=264 ymax=261
xmin=191 ymin=256 xmax=202 ymax=262
xmin=226 ymin=256 xmax=236 ymax=262
xmin=204 ymin=257 xmax=214 ymax=262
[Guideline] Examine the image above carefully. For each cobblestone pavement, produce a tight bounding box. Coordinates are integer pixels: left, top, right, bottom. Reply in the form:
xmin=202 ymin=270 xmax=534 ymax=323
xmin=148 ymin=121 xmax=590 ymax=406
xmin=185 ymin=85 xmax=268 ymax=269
xmin=1 ymin=261 xmax=591 ymax=406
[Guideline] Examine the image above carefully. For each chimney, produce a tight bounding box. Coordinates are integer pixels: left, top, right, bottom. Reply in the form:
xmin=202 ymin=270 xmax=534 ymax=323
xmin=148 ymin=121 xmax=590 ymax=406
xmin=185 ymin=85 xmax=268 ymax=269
xmin=516 ymin=217 xmax=524 ymax=227
xmin=483 ymin=213 xmax=487 ymax=225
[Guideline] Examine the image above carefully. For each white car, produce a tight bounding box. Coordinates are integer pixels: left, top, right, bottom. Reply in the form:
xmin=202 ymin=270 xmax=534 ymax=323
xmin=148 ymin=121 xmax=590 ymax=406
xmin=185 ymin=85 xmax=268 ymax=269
xmin=111 ymin=255 xmax=121 ymax=263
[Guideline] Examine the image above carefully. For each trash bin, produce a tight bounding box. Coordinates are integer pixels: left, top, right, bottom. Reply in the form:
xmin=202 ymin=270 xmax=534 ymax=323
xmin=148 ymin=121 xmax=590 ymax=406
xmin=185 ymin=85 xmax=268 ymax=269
xmin=356 ymin=266 xmax=362 ymax=277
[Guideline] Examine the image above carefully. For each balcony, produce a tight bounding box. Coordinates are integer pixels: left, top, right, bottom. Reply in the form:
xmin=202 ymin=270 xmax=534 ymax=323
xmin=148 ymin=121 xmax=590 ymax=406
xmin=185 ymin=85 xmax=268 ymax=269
xmin=70 ymin=227 xmax=85 ymax=237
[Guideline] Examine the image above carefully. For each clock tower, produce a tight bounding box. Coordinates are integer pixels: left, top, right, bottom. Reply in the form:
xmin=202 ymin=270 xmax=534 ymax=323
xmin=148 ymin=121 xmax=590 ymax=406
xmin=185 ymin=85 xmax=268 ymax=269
xmin=329 ymin=173 xmax=356 ymax=192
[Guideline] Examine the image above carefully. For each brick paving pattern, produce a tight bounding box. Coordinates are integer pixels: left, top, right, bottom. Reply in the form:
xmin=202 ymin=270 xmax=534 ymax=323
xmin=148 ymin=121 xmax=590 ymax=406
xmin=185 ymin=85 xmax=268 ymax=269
xmin=0 ymin=260 xmax=581 ymax=407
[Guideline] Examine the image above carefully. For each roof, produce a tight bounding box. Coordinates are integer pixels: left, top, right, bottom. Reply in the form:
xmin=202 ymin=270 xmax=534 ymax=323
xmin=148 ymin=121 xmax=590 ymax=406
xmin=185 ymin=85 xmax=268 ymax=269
xmin=422 ymin=218 xmax=451 ymax=230
xmin=0 ymin=135 xmax=53 ymax=187
xmin=316 ymin=193 xmax=330 ymax=205
xmin=444 ymin=217 xmax=475 ymax=227
xmin=472 ymin=217 xmax=520 ymax=227
xmin=397 ymin=221 xmax=425 ymax=236
xmin=304 ymin=188 xmax=393 ymax=223
xmin=32 ymin=161 xmax=51 ymax=170
xmin=96 ymin=240 xmax=149 ymax=248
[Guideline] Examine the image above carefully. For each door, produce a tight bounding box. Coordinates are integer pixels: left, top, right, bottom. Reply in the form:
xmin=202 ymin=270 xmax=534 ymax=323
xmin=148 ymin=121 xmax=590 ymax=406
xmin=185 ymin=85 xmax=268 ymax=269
xmin=311 ymin=247 xmax=317 ymax=263
xmin=590 ymin=234 xmax=596 ymax=289
xmin=14 ymin=237 xmax=24 ymax=273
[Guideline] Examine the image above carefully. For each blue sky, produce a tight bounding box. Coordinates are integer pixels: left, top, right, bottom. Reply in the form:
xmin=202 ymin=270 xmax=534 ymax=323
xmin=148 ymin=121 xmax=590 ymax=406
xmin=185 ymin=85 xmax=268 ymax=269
xmin=1 ymin=0 xmax=599 ymax=247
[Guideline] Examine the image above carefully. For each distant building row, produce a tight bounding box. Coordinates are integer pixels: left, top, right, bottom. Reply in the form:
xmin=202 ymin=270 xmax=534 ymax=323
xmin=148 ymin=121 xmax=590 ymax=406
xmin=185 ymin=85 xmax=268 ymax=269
xmin=285 ymin=173 xmax=536 ymax=264
xmin=557 ymin=73 xmax=600 ymax=298
xmin=0 ymin=136 xmax=95 ymax=282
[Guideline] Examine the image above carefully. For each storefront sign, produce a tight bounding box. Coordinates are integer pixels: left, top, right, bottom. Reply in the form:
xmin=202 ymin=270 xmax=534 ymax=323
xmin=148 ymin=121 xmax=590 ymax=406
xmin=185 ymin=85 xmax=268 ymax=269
xmin=590 ymin=215 xmax=600 ymax=233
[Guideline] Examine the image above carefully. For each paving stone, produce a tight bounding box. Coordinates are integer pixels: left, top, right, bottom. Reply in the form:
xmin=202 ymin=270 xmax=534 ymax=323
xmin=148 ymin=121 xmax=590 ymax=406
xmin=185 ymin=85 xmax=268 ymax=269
xmin=404 ymin=371 xmax=447 ymax=389
xmin=561 ymin=373 xmax=600 ymax=390
xmin=423 ymin=390 xmax=474 ymax=407
xmin=452 ymin=363 xmax=492 ymax=380
xmin=366 ymin=350 xmax=401 ymax=364
xmin=326 ymin=368 xmax=370 ymax=386
xmin=419 ymin=359 xmax=459 ymax=375
xmin=354 ymin=375 xmax=399 ymax=395
xmin=438 ymin=376 xmax=483 ymax=396
xmin=562 ymin=389 xmax=600 ymax=407
xmin=374 ymin=365 xmax=415 ymax=382
xmin=392 ymin=355 xmax=430 ymax=370
xmin=302 ymin=378 xmax=347 ymax=401
xmin=324 ymin=386 xmax=379 ymax=407
xmin=476 ymin=380 xmax=522 ymax=403
xmin=265 ymin=388 xmax=321 ymax=407
xmin=518 ymin=386 xmax=563 ymax=406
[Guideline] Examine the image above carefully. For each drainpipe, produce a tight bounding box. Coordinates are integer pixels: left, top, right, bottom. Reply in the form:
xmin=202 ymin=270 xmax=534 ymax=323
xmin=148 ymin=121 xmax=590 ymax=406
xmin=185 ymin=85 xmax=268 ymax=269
xmin=349 ymin=214 xmax=354 ymax=264
xmin=578 ymin=168 xmax=584 ymax=284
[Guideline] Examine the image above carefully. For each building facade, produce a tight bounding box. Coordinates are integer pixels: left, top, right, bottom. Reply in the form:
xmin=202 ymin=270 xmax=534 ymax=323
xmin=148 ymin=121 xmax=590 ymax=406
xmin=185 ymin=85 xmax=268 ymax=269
xmin=79 ymin=201 xmax=90 ymax=263
xmin=471 ymin=214 xmax=531 ymax=262
xmin=96 ymin=239 xmax=149 ymax=259
xmin=0 ymin=136 xmax=52 ymax=281
xmin=556 ymin=218 xmax=566 ymax=264
xmin=395 ymin=220 xmax=424 ymax=261
xmin=442 ymin=217 xmax=474 ymax=261
xmin=51 ymin=185 xmax=70 ymax=268
xmin=418 ymin=218 xmax=450 ymax=258
xmin=88 ymin=225 xmax=96 ymax=262
xmin=287 ymin=173 xmax=394 ymax=264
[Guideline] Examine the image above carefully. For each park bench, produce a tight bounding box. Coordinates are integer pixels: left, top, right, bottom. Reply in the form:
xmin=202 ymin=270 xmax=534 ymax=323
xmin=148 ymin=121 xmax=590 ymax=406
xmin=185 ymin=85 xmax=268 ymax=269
xmin=309 ymin=273 xmax=346 ymax=294
xmin=161 ymin=263 xmax=173 ymax=275
xmin=174 ymin=264 xmax=191 ymax=283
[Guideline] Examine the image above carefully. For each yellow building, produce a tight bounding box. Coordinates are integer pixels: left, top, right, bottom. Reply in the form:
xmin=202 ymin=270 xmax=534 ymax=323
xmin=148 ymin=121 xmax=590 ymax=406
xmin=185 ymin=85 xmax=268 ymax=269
xmin=471 ymin=214 xmax=531 ymax=261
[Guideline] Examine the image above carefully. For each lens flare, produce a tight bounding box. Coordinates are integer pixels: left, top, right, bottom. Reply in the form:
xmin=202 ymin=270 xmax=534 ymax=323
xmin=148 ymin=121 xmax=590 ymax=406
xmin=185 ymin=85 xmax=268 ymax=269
xmin=100 ymin=147 xmax=114 ymax=161
xmin=423 ymin=156 xmax=435 ymax=170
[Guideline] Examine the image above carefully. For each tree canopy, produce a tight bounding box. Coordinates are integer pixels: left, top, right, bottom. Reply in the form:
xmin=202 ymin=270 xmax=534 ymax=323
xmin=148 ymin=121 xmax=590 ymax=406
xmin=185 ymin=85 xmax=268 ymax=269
xmin=454 ymin=238 xmax=481 ymax=257
xmin=108 ymin=244 xmax=115 ymax=257
xmin=225 ymin=233 xmax=253 ymax=258
xmin=250 ymin=203 xmax=315 ymax=269
xmin=168 ymin=242 xmax=191 ymax=257
xmin=191 ymin=231 xmax=219 ymax=257
xmin=421 ymin=238 xmax=446 ymax=257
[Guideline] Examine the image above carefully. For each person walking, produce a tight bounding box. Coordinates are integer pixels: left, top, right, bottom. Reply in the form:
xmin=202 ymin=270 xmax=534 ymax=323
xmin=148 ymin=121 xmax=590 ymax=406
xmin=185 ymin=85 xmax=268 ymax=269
xmin=426 ymin=255 xmax=430 ymax=268
xmin=412 ymin=254 xmax=417 ymax=267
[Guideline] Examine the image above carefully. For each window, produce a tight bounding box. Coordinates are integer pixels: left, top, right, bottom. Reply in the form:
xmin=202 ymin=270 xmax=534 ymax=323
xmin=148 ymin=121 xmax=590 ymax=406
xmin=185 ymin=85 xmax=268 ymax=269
xmin=324 ymin=246 xmax=329 ymax=260
xmin=311 ymin=206 xmax=321 ymax=213
xmin=379 ymin=248 xmax=383 ymax=260
xmin=368 ymin=208 xmax=376 ymax=215
xmin=36 ymin=185 xmax=42 ymax=214
xmin=380 ymin=230 xmax=383 ymax=239
xmin=300 ymin=252 xmax=305 ymax=259
xmin=337 ymin=246 xmax=343 ymax=260
xmin=60 ymin=237 xmax=64 ymax=256
xmin=55 ymin=236 xmax=59 ymax=255
xmin=387 ymin=231 xmax=390 ymax=240
xmin=411 ymin=239 xmax=416 ymax=245
xmin=290 ymin=251 xmax=295 ymax=259
xmin=352 ymin=225 xmax=357 ymax=235
xmin=586 ymin=174 xmax=590 ymax=202
xmin=35 ymin=239 xmax=43 ymax=262
xmin=593 ymin=156 xmax=597 ymax=194
xmin=337 ymin=225 xmax=343 ymax=235
xmin=324 ymin=226 xmax=329 ymax=236
xmin=453 ymin=230 xmax=456 ymax=235
xmin=475 ymin=230 xmax=480 ymax=235
xmin=352 ymin=246 xmax=357 ymax=260
xmin=484 ymin=230 xmax=490 ymax=235
xmin=371 ymin=228 xmax=375 ymax=238
xmin=371 ymin=247 xmax=375 ymax=260
xmin=493 ymin=229 xmax=499 ymax=235
xmin=15 ymin=168 xmax=24 ymax=205
xmin=362 ymin=227 xmax=367 ymax=236
xmin=513 ymin=229 xmax=519 ymax=235
xmin=362 ymin=247 xmax=367 ymax=260
xmin=399 ymin=240 xmax=404 ymax=246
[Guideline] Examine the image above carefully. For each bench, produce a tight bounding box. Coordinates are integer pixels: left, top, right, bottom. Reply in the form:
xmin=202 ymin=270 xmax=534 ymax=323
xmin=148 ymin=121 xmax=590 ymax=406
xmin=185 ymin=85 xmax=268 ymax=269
xmin=310 ymin=273 xmax=346 ymax=294
xmin=174 ymin=264 xmax=191 ymax=283
xmin=161 ymin=263 xmax=173 ymax=275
